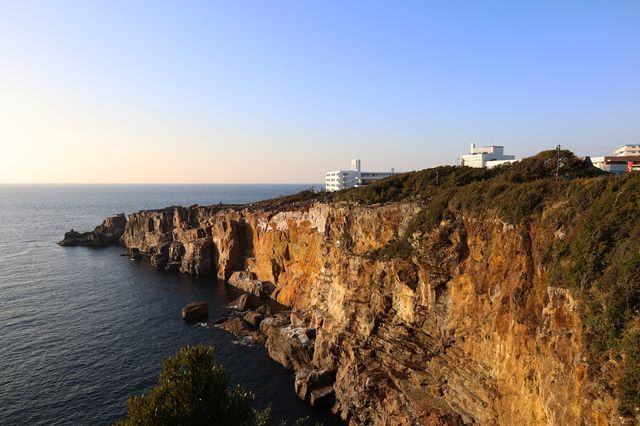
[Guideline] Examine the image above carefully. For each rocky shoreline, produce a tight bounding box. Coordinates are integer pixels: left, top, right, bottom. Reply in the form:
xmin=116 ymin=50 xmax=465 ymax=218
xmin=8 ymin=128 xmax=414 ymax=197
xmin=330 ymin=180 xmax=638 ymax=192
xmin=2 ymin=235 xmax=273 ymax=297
xmin=60 ymin=199 xmax=625 ymax=425
xmin=60 ymin=211 xmax=342 ymax=413
xmin=217 ymin=291 xmax=336 ymax=408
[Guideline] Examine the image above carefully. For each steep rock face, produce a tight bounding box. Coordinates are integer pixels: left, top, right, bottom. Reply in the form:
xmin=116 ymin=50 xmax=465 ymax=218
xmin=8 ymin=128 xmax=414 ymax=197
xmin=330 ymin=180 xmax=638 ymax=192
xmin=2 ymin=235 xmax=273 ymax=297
xmin=83 ymin=201 xmax=622 ymax=425
xmin=121 ymin=206 xmax=221 ymax=275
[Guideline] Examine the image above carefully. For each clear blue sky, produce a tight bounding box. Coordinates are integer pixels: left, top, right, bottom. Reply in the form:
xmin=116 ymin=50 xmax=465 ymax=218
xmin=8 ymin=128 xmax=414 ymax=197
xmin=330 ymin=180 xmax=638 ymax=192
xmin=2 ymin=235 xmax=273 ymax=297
xmin=1 ymin=1 xmax=639 ymax=183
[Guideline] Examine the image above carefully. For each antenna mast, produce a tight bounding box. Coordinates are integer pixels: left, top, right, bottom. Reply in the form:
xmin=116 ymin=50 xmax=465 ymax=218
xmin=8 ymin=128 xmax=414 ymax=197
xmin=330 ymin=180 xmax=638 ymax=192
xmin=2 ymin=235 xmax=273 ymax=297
xmin=556 ymin=144 xmax=561 ymax=180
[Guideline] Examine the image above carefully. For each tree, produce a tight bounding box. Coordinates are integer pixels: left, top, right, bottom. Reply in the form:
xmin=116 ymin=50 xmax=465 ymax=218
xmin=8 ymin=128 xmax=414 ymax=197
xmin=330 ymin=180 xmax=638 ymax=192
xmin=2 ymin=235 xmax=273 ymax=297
xmin=116 ymin=345 xmax=269 ymax=426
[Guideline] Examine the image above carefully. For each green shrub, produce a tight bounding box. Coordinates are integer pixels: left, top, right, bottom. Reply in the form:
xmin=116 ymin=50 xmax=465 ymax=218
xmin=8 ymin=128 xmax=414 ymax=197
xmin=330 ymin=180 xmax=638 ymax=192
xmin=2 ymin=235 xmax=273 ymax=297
xmin=115 ymin=345 xmax=269 ymax=426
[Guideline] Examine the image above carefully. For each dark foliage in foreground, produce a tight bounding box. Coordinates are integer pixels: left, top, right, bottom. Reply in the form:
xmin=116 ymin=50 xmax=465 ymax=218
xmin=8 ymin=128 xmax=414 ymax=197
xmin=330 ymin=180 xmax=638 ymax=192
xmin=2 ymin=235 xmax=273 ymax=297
xmin=115 ymin=345 xmax=270 ymax=426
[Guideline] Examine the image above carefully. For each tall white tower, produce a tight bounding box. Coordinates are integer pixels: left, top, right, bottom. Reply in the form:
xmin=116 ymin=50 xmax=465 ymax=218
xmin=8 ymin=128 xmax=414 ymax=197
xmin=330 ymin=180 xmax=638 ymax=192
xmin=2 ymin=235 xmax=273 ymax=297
xmin=351 ymin=159 xmax=361 ymax=172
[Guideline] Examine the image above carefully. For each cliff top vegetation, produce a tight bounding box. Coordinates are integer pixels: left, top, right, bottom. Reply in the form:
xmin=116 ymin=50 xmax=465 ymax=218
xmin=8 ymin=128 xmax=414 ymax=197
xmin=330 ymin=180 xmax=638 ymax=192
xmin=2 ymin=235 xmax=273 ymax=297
xmin=257 ymin=149 xmax=602 ymax=210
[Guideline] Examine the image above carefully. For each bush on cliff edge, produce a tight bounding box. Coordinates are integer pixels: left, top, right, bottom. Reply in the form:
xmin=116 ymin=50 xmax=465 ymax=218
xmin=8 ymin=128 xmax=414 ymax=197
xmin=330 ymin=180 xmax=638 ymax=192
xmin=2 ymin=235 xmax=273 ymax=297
xmin=115 ymin=345 xmax=269 ymax=426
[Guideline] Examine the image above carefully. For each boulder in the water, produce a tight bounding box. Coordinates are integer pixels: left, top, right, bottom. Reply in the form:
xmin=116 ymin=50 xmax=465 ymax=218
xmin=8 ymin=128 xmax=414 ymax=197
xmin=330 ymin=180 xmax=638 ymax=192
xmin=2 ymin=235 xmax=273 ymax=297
xmin=181 ymin=301 xmax=209 ymax=321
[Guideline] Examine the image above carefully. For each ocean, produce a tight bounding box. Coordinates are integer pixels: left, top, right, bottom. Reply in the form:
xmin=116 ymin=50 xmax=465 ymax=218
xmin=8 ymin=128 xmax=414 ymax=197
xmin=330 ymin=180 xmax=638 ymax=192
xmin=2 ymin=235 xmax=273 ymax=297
xmin=0 ymin=184 xmax=342 ymax=425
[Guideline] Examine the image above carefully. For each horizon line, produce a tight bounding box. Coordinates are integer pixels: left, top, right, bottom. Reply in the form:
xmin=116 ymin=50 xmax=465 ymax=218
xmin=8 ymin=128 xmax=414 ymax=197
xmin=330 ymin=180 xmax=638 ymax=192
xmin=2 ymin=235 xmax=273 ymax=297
xmin=0 ymin=182 xmax=323 ymax=186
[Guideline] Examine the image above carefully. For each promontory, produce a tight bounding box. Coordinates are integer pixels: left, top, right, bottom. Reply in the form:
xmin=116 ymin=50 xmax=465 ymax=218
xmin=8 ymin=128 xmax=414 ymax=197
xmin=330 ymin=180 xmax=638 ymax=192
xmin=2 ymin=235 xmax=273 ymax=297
xmin=61 ymin=150 xmax=640 ymax=425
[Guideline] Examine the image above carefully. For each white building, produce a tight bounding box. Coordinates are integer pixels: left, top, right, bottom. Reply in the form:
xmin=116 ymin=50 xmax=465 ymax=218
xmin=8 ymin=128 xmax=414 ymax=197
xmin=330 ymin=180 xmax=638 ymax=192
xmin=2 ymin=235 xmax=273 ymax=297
xmin=614 ymin=144 xmax=640 ymax=156
xmin=325 ymin=159 xmax=394 ymax=192
xmin=591 ymin=144 xmax=640 ymax=174
xmin=459 ymin=144 xmax=517 ymax=169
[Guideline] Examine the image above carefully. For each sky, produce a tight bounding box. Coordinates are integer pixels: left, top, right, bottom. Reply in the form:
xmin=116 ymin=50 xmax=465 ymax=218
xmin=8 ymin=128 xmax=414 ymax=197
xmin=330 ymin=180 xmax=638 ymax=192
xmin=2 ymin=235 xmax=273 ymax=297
xmin=1 ymin=1 xmax=639 ymax=184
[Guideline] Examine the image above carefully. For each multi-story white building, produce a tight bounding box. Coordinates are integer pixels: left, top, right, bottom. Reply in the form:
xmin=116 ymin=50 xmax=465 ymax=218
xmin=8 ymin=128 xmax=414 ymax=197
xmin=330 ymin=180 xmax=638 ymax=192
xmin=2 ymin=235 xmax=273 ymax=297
xmin=591 ymin=144 xmax=640 ymax=174
xmin=459 ymin=143 xmax=517 ymax=169
xmin=325 ymin=159 xmax=394 ymax=192
xmin=614 ymin=144 xmax=640 ymax=156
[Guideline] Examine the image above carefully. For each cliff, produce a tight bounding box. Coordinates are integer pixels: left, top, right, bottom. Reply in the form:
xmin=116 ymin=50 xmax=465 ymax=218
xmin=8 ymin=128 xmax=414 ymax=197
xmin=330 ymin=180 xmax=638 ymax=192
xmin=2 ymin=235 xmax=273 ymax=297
xmin=62 ymin=151 xmax=640 ymax=425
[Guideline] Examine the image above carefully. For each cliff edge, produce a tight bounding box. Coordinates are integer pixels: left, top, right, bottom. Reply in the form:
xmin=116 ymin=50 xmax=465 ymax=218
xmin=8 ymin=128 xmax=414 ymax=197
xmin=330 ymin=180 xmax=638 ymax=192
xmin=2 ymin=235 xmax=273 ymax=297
xmin=62 ymin=151 xmax=640 ymax=425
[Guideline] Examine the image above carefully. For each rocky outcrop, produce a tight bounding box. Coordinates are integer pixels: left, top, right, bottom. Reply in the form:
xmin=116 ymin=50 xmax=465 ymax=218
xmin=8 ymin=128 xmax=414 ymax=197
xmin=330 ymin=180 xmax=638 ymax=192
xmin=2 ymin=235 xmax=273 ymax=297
xmin=58 ymin=214 xmax=126 ymax=247
xmin=65 ymin=199 xmax=628 ymax=425
xmin=218 ymin=316 xmax=266 ymax=345
xmin=263 ymin=322 xmax=315 ymax=370
xmin=228 ymin=271 xmax=275 ymax=297
xmin=295 ymin=369 xmax=336 ymax=406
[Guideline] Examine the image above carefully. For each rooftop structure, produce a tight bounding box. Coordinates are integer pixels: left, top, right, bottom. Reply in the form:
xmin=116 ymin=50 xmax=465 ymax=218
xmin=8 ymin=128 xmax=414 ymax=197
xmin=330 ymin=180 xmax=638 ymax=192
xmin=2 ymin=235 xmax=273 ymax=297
xmin=591 ymin=144 xmax=640 ymax=174
xmin=459 ymin=143 xmax=517 ymax=168
xmin=614 ymin=144 xmax=640 ymax=157
xmin=325 ymin=159 xmax=394 ymax=192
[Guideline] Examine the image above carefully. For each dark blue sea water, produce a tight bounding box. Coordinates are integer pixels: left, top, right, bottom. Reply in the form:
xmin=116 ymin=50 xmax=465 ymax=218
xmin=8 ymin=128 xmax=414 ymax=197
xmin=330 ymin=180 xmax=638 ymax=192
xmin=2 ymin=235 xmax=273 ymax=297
xmin=0 ymin=184 xmax=341 ymax=426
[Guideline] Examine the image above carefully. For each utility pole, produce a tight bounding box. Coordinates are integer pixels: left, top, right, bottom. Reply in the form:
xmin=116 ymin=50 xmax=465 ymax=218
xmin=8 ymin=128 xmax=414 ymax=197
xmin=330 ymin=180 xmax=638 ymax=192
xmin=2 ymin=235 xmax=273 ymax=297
xmin=556 ymin=144 xmax=561 ymax=180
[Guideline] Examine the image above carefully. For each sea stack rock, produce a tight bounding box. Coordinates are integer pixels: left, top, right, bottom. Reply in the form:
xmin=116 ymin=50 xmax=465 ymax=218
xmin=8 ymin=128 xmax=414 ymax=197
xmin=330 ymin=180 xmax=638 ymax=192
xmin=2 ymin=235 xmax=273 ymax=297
xmin=181 ymin=301 xmax=209 ymax=321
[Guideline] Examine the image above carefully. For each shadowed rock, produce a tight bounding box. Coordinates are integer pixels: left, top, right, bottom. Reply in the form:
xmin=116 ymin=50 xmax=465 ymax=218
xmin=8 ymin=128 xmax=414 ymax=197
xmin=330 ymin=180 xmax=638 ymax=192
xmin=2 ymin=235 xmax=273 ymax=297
xmin=243 ymin=311 xmax=265 ymax=326
xmin=181 ymin=301 xmax=208 ymax=321
xmin=310 ymin=386 xmax=335 ymax=407
xmin=127 ymin=247 xmax=142 ymax=260
xmin=295 ymin=369 xmax=336 ymax=403
xmin=58 ymin=214 xmax=126 ymax=247
xmin=227 ymin=294 xmax=261 ymax=311
xmin=218 ymin=316 xmax=266 ymax=345
xmin=255 ymin=304 xmax=273 ymax=316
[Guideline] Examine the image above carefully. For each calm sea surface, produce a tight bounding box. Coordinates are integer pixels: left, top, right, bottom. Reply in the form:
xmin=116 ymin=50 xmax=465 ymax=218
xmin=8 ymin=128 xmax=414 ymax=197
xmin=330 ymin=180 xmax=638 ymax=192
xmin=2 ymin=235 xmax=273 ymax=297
xmin=0 ymin=184 xmax=341 ymax=425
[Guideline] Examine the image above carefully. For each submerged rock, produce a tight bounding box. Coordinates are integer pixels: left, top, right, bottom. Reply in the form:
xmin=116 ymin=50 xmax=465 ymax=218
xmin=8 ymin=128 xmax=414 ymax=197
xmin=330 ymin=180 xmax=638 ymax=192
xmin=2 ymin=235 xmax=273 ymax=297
xmin=181 ymin=301 xmax=208 ymax=321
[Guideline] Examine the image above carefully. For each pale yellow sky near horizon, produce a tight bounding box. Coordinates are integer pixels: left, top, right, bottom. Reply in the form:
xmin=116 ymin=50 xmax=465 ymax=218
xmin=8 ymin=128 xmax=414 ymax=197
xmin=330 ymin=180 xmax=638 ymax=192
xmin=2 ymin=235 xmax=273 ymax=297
xmin=0 ymin=76 xmax=424 ymax=184
xmin=0 ymin=80 xmax=323 ymax=184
